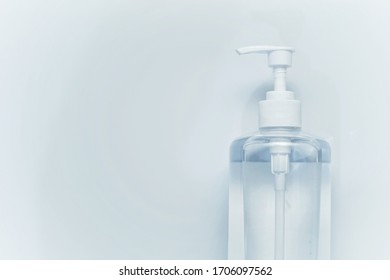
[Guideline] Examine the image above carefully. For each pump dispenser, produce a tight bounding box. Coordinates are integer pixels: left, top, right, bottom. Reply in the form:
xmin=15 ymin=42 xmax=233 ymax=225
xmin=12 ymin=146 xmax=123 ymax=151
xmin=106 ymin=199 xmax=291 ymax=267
xmin=229 ymin=45 xmax=331 ymax=260
xmin=236 ymin=46 xmax=301 ymax=128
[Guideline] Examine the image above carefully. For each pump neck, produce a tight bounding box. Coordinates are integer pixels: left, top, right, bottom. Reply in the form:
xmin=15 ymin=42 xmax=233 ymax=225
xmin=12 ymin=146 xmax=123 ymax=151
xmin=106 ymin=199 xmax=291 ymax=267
xmin=273 ymin=68 xmax=287 ymax=91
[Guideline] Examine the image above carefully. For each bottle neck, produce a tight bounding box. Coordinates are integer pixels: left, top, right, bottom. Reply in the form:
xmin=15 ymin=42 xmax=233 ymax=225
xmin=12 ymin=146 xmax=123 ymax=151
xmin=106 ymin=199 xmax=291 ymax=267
xmin=259 ymin=127 xmax=301 ymax=135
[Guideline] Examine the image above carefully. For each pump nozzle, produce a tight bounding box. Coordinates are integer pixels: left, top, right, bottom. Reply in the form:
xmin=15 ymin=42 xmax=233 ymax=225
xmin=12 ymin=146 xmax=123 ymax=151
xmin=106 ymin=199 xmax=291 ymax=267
xmin=236 ymin=46 xmax=294 ymax=91
xmin=236 ymin=46 xmax=294 ymax=65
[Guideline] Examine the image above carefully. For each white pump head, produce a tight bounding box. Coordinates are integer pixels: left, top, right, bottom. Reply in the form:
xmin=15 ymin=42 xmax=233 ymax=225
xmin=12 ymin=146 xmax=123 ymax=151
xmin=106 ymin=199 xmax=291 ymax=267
xmin=236 ymin=46 xmax=301 ymax=129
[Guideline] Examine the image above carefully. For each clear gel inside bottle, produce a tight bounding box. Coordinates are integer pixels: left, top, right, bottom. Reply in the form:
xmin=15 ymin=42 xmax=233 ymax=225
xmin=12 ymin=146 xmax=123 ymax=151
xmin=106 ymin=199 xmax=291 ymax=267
xmin=230 ymin=128 xmax=330 ymax=259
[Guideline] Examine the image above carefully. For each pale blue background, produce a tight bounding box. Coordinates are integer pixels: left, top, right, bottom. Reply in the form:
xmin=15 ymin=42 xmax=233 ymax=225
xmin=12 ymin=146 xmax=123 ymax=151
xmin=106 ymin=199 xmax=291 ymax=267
xmin=0 ymin=0 xmax=389 ymax=259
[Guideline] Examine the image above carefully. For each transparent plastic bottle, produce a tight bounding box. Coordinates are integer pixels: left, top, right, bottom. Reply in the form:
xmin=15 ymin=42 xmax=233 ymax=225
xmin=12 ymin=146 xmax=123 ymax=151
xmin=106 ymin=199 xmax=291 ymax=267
xmin=230 ymin=128 xmax=330 ymax=259
xmin=229 ymin=46 xmax=331 ymax=260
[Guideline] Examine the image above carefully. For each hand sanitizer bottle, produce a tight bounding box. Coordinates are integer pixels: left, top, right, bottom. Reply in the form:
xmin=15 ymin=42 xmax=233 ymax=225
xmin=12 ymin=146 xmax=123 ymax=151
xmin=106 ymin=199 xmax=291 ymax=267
xmin=229 ymin=46 xmax=331 ymax=260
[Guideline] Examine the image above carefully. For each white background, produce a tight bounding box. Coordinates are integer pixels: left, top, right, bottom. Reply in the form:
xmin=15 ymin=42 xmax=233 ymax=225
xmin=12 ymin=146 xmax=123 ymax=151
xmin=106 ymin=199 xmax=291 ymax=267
xmin=0 ymin=0 xmax=389 ymax=259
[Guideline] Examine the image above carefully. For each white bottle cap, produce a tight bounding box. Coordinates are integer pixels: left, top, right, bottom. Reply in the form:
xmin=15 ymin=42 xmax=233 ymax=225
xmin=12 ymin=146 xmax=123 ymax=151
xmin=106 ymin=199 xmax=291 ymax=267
xmin=236 ymin=46 xmax=301 ymax=128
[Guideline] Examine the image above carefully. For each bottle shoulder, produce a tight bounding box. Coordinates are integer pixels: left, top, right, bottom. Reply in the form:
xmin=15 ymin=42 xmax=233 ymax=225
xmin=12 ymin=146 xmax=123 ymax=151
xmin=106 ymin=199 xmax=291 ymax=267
xmin=231 ymin=130 xmax=330 ymax=145
xmin=230 ymin=132 xmax=257 ymax=146
xmin=230 ymin=130 xmax=331 ymax=163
